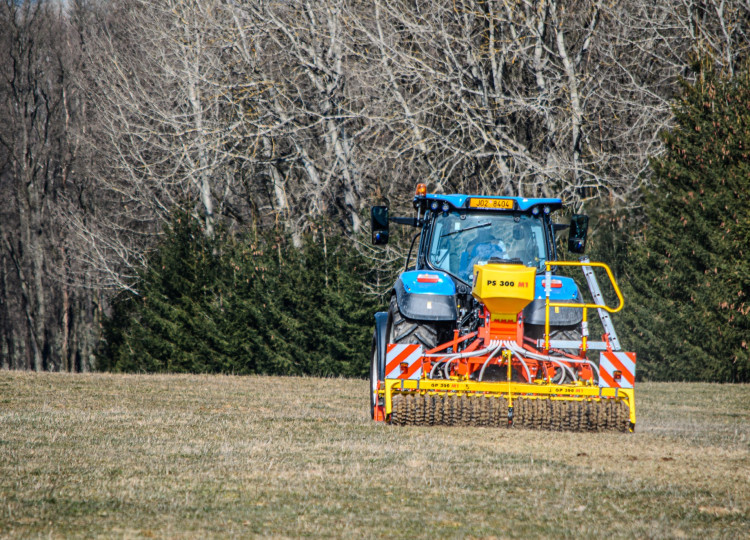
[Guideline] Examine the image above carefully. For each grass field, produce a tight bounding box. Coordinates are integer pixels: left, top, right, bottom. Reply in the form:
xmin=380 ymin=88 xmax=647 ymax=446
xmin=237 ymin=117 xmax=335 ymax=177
xmin=1 ymin=372 xmax=748 ymax=539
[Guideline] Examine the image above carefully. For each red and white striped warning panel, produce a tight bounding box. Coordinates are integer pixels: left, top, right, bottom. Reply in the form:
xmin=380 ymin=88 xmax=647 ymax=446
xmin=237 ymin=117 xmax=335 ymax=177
xmin=598 ymin=351 xmax=636 ymax=389
xmin=385 ymin=343 xmax=424 ymax=380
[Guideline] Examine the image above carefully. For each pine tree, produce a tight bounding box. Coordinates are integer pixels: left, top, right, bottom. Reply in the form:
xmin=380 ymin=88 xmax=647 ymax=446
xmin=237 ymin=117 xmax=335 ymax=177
xmin=101 ymin=213 xmax=383 ymax=377
xmin=621 ymin=63 xmax=750 ymax=382
xmin=101 ymin=213 xmax=234 ymax=372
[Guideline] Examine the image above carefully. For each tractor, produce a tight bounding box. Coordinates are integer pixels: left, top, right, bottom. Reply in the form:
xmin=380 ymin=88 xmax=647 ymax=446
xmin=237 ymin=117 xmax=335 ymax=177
xmin=369 ymin=184 xmax=636 ymax=431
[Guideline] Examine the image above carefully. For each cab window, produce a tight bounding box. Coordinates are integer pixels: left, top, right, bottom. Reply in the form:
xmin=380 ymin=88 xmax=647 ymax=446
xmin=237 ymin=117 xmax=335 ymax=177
xmin=427 ymin=212 xmax=548 ymax=282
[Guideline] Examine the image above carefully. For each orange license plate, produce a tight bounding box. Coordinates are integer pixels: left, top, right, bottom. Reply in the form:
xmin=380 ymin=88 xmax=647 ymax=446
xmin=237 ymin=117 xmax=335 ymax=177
xmin=468 ymin=198 xmax=514 ymax=210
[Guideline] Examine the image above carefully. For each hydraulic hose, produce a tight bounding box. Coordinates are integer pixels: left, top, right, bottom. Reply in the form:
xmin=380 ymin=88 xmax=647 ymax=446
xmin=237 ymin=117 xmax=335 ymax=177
xmin=477 ymin=347 xmax=532 ymax=383
xmin=502 ymin=340 xmax=577 ymax=382
xmin=477 ymin=343 xmax=503 ymax=382
xmin=512 ymin=352 xmax=533 ymax=382
xmin=426 ymin=337 xmax=598 ymax=384
xmin=423 ymin=340 xmax=500 ymax=360
xmin=426 ymin=340 xmax=500 ymax=380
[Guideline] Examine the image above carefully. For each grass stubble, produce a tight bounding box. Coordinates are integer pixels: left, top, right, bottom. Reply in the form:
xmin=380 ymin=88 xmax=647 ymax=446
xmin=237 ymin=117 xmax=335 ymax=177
xmin=0 ymin=372 xmax=748 ymax=539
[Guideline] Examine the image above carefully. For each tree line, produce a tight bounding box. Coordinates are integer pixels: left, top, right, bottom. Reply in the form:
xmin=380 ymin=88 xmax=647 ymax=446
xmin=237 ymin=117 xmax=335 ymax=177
xmin=0 ymin=0 xmax=747 ymax=380
xmin=101 ymin=213 xmax=385 ymax=376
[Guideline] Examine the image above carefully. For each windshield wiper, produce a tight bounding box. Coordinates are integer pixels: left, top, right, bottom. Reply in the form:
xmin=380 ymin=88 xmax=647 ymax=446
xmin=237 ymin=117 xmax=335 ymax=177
xmin=441 ymin=222 xmax=491 ymax=238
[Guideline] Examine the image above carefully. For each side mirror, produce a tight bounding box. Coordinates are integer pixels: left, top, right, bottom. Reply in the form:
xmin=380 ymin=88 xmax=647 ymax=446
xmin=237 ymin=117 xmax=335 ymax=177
xmin=371 ymin=206 xmax=389 ymax=245
xmin=568 ymin=214 xmax=589 ymax=253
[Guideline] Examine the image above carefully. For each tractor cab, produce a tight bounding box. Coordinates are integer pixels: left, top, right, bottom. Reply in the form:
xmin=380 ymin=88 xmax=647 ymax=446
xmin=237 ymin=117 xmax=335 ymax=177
xmin=370 ymin=184 xmax=589 ymax=342
xmin=422 ymin=200 xmax=556 ymax=283
xmin=372 ymin=185 xmax=585 ymax=278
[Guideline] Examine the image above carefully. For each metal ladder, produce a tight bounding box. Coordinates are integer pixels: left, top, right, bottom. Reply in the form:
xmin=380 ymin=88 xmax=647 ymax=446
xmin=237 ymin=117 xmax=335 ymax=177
xmin=580 ymin=256 xmax=621 ymax=351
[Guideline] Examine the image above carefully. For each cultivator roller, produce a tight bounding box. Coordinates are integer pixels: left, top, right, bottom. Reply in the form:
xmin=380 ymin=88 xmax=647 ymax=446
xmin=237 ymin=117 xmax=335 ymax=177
xmin=389 ymin=392 xmax=631 ymax=431
xmin=386 ymin=381 xmax=633 ymax=432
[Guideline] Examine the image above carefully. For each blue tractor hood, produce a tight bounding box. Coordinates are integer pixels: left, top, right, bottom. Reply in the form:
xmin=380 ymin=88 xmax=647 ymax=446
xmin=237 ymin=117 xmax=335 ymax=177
xmin=398 ymin=270 xmax=456 ymax=296
xmin=522 ymin=275 xmax=584 ymax=326
xmin=394 ymin=270 xmax=457 ymax=322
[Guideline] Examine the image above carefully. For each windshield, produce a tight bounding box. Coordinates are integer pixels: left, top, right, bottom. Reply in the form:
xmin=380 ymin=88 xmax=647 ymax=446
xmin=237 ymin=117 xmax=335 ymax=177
xmin=427 ymin=211 xmax=548 ymax=282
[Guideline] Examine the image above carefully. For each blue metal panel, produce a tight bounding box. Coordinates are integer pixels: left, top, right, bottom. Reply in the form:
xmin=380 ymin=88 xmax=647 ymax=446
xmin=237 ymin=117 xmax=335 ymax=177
xmin=522 ymin=275 xmax=583 ymax=325
xmin=399 ymin=270 xmax=456 ymax=296
xmin=532 ymin=275 xmax=579 ymax=301
xmin=394 ymin=272 xmax=457 ymax=321
xmin=423 ymin=194 xmax=470 ymax=208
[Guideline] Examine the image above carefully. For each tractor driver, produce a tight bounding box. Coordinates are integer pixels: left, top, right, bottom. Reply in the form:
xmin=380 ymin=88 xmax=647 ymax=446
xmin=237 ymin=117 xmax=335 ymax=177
xmin=463 ymin=224 xmax=509 ymax=282
xmin=507 ymin=221 xmax=536 ymax=266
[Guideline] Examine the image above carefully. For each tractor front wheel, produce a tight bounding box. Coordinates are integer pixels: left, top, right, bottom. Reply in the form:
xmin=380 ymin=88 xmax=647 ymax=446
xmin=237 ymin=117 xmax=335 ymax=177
xmin=369 ymin=334 xmax=380 ymax=419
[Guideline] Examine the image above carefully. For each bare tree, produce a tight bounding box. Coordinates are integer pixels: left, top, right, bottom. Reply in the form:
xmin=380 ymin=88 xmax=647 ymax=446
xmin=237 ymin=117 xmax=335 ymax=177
xmin=83 ymin=0 xmax=750 ymax=251
xmin=229 ymin=1 xmax=377 ymax=235
xmin=71 ymin=0 xmax=262 ymax=289
xmin=87 ymin=0 xmax=250 ymax=235
xmin=0 ymin=0 xmax=93 ymax=370
xmin=3 ymin=0 xmax=746 ymax=372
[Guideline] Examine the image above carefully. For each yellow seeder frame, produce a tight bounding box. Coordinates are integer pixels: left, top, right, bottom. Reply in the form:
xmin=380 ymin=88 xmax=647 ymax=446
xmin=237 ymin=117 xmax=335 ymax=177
xmin=383 ymin=379 xmax=636 ymax=427
xmin=381 ymin=260 xmax=636 ymax=431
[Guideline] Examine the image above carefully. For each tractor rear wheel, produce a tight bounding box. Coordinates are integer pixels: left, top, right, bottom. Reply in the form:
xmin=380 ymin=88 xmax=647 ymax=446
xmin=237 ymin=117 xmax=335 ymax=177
xmin=548 ymin=325 xmax=583 ymax=351
xmin=525 ymin=323 xmax=583 ymax=383
xmin=386 ymin=295 xmax=440 ymax=349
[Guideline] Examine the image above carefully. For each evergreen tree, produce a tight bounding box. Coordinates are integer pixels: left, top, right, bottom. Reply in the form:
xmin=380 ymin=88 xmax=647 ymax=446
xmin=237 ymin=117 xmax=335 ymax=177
xmin=101 ymin=214 xmax=234 ymax=372
xmin=101 ymin=213 xmax=383 ymax=377
xmin=620 ymin=63 xmax=750 ymax=382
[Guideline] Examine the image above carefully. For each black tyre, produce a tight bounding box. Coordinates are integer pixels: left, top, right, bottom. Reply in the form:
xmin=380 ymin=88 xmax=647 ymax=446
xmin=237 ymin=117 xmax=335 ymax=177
xmin=386 ymin=295 xmax=440 ymax=349
xmin=526 ymin=323 xmax=582 ymax=351
xmin=548 ymin=324 xmax=582 ymax=346
xmin=369 ymin=333 xmax=380 ymax=419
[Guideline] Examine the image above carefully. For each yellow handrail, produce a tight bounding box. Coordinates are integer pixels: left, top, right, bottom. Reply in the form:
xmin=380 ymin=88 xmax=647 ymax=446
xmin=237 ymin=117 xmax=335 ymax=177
xmin=543 ymin=261 xmax=624 ymax=352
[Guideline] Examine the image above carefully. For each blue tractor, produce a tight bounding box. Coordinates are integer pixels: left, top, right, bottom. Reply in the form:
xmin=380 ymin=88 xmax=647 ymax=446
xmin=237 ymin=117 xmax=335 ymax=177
xmin=369 ymin=184 xmax=636 ymax=431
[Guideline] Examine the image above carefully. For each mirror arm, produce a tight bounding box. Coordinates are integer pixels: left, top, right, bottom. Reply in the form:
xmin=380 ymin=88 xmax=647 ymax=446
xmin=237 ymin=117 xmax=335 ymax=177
xmin=390 ymin=216 xmax=422 ymax=227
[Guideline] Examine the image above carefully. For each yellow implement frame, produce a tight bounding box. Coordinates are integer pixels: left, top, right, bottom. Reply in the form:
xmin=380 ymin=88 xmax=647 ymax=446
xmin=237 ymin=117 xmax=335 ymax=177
xmin=543 ymin=261 xmax=624 ymax=352
xmin=378 ymin=260 xmax=636 ymax=432
xmin=383 ymin=378 xmax=636 ymax=427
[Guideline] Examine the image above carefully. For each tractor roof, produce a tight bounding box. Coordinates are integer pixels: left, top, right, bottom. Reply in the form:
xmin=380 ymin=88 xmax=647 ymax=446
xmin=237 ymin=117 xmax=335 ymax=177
xmin=417 ymin=193 xmax=563 ymax=213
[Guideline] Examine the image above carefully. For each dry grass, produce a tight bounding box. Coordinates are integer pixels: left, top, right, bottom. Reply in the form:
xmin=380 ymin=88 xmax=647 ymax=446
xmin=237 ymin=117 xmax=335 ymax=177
xmin=0 ymin=372 xmax=748 ymax=539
